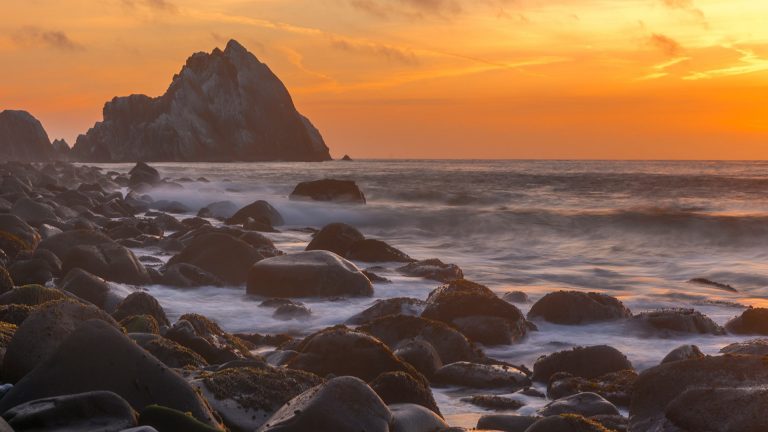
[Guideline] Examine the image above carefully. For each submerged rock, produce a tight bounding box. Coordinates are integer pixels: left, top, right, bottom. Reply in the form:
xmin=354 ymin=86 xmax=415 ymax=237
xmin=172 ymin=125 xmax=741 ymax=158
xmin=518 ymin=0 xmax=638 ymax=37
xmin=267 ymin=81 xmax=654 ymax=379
xmin=346 ymin=297 xmax=426 ymax=325
xmin=433 ymin=361 xmax=530 ymax=390
xmin=660 ymin=344 xmax=705 ymax=364
xmin=548 ymin=370 xmax=638 ymax=406
xmin=532 ymin=345 xmax=633 ymax=383
xmin=397 ymin=259 xmax=463 ymax=282
xmin=630 ymin=308 xmax=724 ymax=335
xmin=290 ymin=179 xmax=366 ymax=204
xmin=226 ymin=200 xmax=284 ymax=227
xmin=247 ymin=250 xmax=373 ymax=298
xmin=527 ymin=291 xmax=631 ymax=325
xmin=538 ymin=392 xmax=620 ymax=417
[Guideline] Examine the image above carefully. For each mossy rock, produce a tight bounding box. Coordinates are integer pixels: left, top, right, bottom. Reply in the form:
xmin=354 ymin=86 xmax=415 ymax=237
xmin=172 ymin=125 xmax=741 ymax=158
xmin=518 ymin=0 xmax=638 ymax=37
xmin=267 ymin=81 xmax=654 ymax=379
xmin=0 ymin=304 xmax=34 ymax=325
xmin=179 ymin=313 xmax=252 ymax=357
xmin=0 ymin=321 xmax=17 ymax=348
xmin=133 ymin=335 xmax=208 ymax=369
xmin=0 ymin=266 xmax=13 ymax=294
xmin=139 ymin=405 xmax=224 ymax=432
xmin=0 ymin=285 xmax=66 ymax=306
xmin=120 ymin=314 xmax=160 ymax=334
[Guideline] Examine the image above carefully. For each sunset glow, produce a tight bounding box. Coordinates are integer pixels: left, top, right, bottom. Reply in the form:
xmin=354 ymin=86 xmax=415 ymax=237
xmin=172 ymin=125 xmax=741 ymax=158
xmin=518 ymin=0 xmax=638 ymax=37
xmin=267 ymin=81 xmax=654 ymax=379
xmin=2 ymin=0 xmax=767 ymax=158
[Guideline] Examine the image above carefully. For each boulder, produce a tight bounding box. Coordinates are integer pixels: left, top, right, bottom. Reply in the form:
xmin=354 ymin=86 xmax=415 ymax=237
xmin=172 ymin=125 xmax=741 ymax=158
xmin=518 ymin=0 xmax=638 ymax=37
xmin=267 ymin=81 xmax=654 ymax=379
xmin=532 ymin=345 xmax=633 ymax=382
xmin=289 ymin=179 xmax=366 ymax=204
xmin=7 ymin=258 xmax=55 ymax=286
xmin=137 ymin=405 xmax=221 ymax=432
xmin=661 ymin=344 xmax=705 ymax=364
xmin=369 ymin=371 xmax=441 ymax=416
xmin=226 ymin=200 xmax=284 ymax=226
xmin=527 ymin=291 xmax=631 ymax=325
xmin=502 ymin=291 xmax=530 ymax=303
xmin=388 ymin=403 xmax=448 ymax=432
xmin=724 ymin=307 xmax=768 ymax=334
xmin=433 ymin=362 xmax=529 ymax=389
xmin=630 ymin=308 xmax=724 ymax=335
xmin=538 ymin=392 xmax=619 ymax=417
xmin=421 ymin=279 xmax=531 ymax=345
xmin=198 ymin=201 xmax=238 ymax=219
xmin=347 ymin=239 xmax=413 ymax=263
xmin=0 ymin=110 xmax=56 ymax=162
xmin=2 ymin=391 xmax=137 ymax=431
xmin=62 ymin=242 xmax=151 ymax=285
xmin=130 ymin=333 xmax=208 ymax=369
xmin=285 ymin=326 xmax=423 ymax=383
xmin=630 ymin=354 xmax=768 ymax=431
xmin=0 ymin=214 xmax=40 ymax=258
xmin=461 ymin=395 xmax=524 ymax=411
xmin=112 ymin=292 xmax=170 ymax=327
xmin=2 ymin=300 xmax=119 ymax=383
xmin=165 ymin=313 xmax=251 ymax=364
xmin=346 ymin=297 xmax=426 ymax=325
xmin=247 ymin=250 xmax=373 ymax=298
xmin=161 ymin=263 xmax=224 ymax=288
xmin=60 ymin=268 xmax=124 ymax=312
xmin=525 ymin=414 xmax=616 ymax=432
xmin=397 ymin=259 xmax=463 ymax=282
xmin=0 ymin=320 xmax=221 ymax=426
xmin=273 ymin=303 xmax=311 ymax=320
xmin=548 ymin=370 xmax=637 ymax=406
xmin=0 ymin=304 xmax=31 ymax=325
xmin=120 ymin=315 xmax=160 ymax=334
xmin=257 ymin=376 xmax=391 ymax=432
xmin=393 ymin=338 xmax=443 ymax=378
xmin=128 ymin=162 xmax=161 ymax=188
xmin=168 ymin=233 xmax=265 ymax=285
xmin=305 ymin=223 xmax=364 ymax=256
xmin=665 ymin=387 xmax=768 ymax=432
xmin=0 ymin=267 xmax=12 ymax=294
xmin=720 ymin=338 xmax=768 ymax=356
xmin=192 ymin=365 xmax=323 ymax=432
xmin=37 ymin=229 xmax=116 ymax=260
xmin=476 ymin=414 xmax=538 ymax=432
xmin=0 ymin=284 xmax=66 ymax=307
xmin=10 ymin=198 xmax=59 ymax=227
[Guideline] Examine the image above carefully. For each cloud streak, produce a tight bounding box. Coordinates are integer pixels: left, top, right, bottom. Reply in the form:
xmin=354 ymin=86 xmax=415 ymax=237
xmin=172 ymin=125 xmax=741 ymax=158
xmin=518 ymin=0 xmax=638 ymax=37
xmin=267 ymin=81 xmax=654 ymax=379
xmin=330 ymin=37 xmax=419 ymax=65
xmin=659 ymin=0 xmax=707 ymax=25
xmin=121 ymin=0 xmax=178 ymax=13
xmin=649 ymin=33 xmax=683 ymax=56
xmin=10 ymin=27 xmax=84 ymax=51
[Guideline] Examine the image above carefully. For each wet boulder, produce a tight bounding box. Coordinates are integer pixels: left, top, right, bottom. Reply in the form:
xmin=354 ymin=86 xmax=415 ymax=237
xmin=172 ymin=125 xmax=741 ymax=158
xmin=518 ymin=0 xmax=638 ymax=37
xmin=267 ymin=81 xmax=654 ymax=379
xmin=38 ymin=229 xmax=116 ymax=261
xmin=120 ymin=315 xmax=160 ymax=334
xmin=477 ymin=414 xmax=538 ymax=432
xmin=462 ymin=395 xmax=524 ymax=411
xmin=168 ymin=233 xmax=265 ymax=285
xmin=630 ymin=355 xmax=768 ymax=432
xmin=305 ymin=222 xmax=364 ymax=256
xmin=526 ymin=414 xmax=616 ymax=432
xmin=161 ymin=263 xmax=224 ymax=288
xmin=720 ymin=338 xmax=768 ymax=356
xmin=502 ymin=291 xmax=530 ymax=304
xmin=10 ymin=197 xmax=59 ymax=227
xmin=128 ymin=162 xmax=160 ymax=188
xmin=369 ymin=371 xmax=441 ymax=416
xmin=527 ymin=291 xmax=631 ymax=325
xmin=548 ymin=370 xmax=638 ymax=406
xmin=165 ymin=313 xmax=251 ymax=364
xmin=389 ymin=403 xmax=449 ymax=432
xmin=0 ymin=267 xmax=12 ymax=294
xmin=0 ymin=320 xmax=221 ymax=425
xmin=724 ymin=307 xmax=768 ymax=334
xmin=192 ymin=365 xmax=324 ymax=432
xmin=130 ymin=333 xmax=208 ymax=369
xmin=433 ymin=362 xmax=530 ymax=389
xmin=226 ymin=200 xmax=284 ymax=226
xmin=532 ymin=345 xmax=633 ymax=382
xmin=538 ymin=392 xmax=620 ymax=417
xmin=285 ymin=326 xmax=423 ymax=382
xmin=289 ymin=179 xmax=366 ymax=204
xmin=0 ymin=284 xmax=67 ymax=307
xmin=272 ymin=303 xmax=311 ymax=320
xmin=630 ymin=308 xmax=724 ymax=335
xmin=2 ymin=391 xmax=138 ymax=431
xmin=7 ymin=257 xmax=56 ymax=286
xmin=661 ymin=344 xmax=705 ymax=364
xmin=665 ymin=387 xmax=768 ymax=432
xmin=2 ymin=300 xmax=120 ymax=383
xmin=62 ymin=242 xmax=152 ymax=285
xmin=111 ymin=292 xmax=170 ymax=327
xmin=60 ymin=268 xmax=124 ymax=313
xmin=247 ymin=250 xmax=373 ymax=298
xmin=0 ymin=214 xmax=40 ymax=258
xmin=393 ymin=338 xmax=443 ymax=378
xmin=346 ymin=297 xmax=426 ymax=325
xmin=421 ymin=279 xmax=532 ymax=345
xmin=397 ymin=259 xmax=463 ymax=282
xmin=347 ymin=239 xmax=413 ymax=263
xmin=257 ymin=376 xmax=391 ymax=432
xmin=198 ymin=200 xmax=238 ymax=220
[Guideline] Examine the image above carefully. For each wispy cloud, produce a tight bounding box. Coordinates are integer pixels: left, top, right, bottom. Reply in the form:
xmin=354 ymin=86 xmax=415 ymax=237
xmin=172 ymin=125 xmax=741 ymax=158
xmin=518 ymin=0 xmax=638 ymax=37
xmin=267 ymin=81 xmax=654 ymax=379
xmin=121 ymin=0 xmax=178 ymax=13
xmin=330 ymin=37 xmax=419 ymax=65
xmin=684 ymin=47 xmax=768 ymax=80
xmin=649 ymin=33 xmax=683 ymax=56
xmin=10 ymin=26 xmax=84 ymax=51
xmin=659 ymin=0 xmax=707 ymax=26
xmin=348 ymin=0 xmax=462 ymax=19
xmin=637 ymin=56 xmax=690 ymax=80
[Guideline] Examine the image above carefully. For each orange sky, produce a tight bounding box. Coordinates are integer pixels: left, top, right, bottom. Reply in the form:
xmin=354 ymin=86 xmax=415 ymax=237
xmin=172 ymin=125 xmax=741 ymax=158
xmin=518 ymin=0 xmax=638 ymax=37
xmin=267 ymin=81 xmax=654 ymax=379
xmin=1 ymin=0 xmax=767 ymax=159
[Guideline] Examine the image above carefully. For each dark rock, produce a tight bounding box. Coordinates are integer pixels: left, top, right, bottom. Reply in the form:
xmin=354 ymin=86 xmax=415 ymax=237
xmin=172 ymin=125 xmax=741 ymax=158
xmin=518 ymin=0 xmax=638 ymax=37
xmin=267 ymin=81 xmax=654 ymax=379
xmin=259 ymin=298 xmax=299 ymax=308
xmin=0 ymin=320 xmax=221 ymax=425
xmin=273 ymin=303 xmax=311 ymax=320
xmin=0 ymin=214 xmax=40 ymax=258
xmin=0 ymin=284 xmax=67 ymax=307
xmin=477 ymin=414 xmax=538 ymax=432
xmin=37 ymin=229 xmax=115 ymax=260
xmin=421 ymin=279 xmax=531 ymax=345
xmin=630 ymin=308 xmax=724 ymax=335
xmin=131 ymin=333 xmax=208 ymax=369
xmin=665 ymin=387 xmax=768 ymax=432
xmin=393 ymin=338 xmax=443 ymax=378
xmin=60 ymin=267 xmax=123 ymax=312
xmin=72 ymin=40 xmax=330 ymax=163
xmin=630 ymin=354 xmax=768 ymax=432
xmin=502 ymin=291 xmax=530 ymax=303
xmin=346 ymin=297 xmax=426 ymax=325
xmin=2 ymin=300 xmax=120 ymax=383
xmin=305 ymin=222 xmax=364 ymax=256
xmin=168 ymin=233 xmax=265 ymax=285
xmin=257 ymin=376 xmax=391 ymax=432
xmin=358 ymin=314 xmax=482 ymax=364
xmin=193 ymin=365 xmax=323 ymax=431
xmin=198 ymin=201 xmax=238 ymax=219
xmin=341 ymin=154 xmax=352 ymax=161
xmin=388 ymin=403 xmax=448 ymax=432
xmin=363 ymin=270 xmax=390 ymax=283
xmin=725 ymin=307 xmax=768 ymax=334
xmin=720 ymin=338 xmax=768 ymax=356
xmin=461 ymin=395 xmax=524 ymax=411
xmin=7 ymin=259 xmax=54 ymax=286
xmin=120 ymin=315 xmax=160 ymax=334
xmin=525 ymin=414 xmax=615 ymax=432
xmin=165 ymin=313 xmax=251 ymax=364
xmin=433 ymin=362 xmax=529 ymax=389
xmin=227 ymin=200 xmax=283 ymax=226
xmin=527 ymin=291 xmax=632 ymax=325
xmin=532 ymin=345 xmax=633 ymax=382
xmin=538 ymin=392 xmax=620 ymax=417
xmin=161 ymin=263 xmax=224 ymax=288
xmin=285 ymin=326 xmax=423 ymax=382
xmin=2 ymin=391 xmax=137 ymax=431
xmin=247 ymin=250 xmax=373 ymax=298
xmin=112 ymin=292 xmax=170 ymax=327
xmin=10 ymin=198 xmax=59 ymax=227
xmin=0 ymin=322 xmax=17 ymax=366
xmin=138 ymin=405 xmax=221 ymax=432
xmin=0 ymin=267 xmax=12 ymax=294
xmin=290 ymin=179 xmax=366 ymax=204
xmin=369 ymin=371 xmax=441 ymax=416
xmin=397 ymin=259 xmax=463 ymax=282
xmin=688 ymin=277 xmax=737 ymax=292
xmin=37 ymin=223 xmax=63 ymax=240
xmin=548 ymin=370 xmax=638 ymax=406
xmin=661 ymin=344 xmax=705 ymax=364
xmin=128 ymin=162 xmax=161 ymax=188
xmin=0 ymin=304 xmax=33 ymax=325
xmin=347 ymin=239 xmax=413 ymax=263
xmin=0 ymin=110 xmax=57 ymax=161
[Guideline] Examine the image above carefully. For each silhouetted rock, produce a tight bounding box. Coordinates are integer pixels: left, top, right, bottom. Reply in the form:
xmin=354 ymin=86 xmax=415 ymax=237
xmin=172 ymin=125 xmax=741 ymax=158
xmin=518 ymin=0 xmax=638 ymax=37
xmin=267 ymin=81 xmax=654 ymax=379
xmin=305 ymin=222 xmax=364 ymax=256
xmin=72 ymin=40 xmax=330 ymax=162
xmin=725 ymin=307 xmax=768 ymax=334
xmin=341 ymin=154 xmax=353 ymax=161
xmin=0 ymin=110 xmax=56 ymax=162
xmin=290 ymin=179 xmax=366 ymax=204
xmin=226 ymin=200 xmax=284 ymax=226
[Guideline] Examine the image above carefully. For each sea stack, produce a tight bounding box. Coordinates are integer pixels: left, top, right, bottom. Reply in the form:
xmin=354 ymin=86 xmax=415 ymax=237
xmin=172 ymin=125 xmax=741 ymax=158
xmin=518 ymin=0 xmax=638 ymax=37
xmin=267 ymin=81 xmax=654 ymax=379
xmin=72 ymin=40 xmax=331 ymax=162
xmin=0 ymin=110 xmax=57 ymax=162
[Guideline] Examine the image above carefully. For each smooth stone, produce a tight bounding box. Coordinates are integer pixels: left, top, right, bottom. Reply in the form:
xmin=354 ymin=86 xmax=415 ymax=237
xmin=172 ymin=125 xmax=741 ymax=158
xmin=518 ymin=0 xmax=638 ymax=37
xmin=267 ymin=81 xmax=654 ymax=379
xmin=370 ymin=371 xmax=441 ymax=416
xmin=346 ymin=297 xmax=426 ymax=325
xmin=397 ymin=259 xmax=463 ymax=282
xmin=167 ymin=233 xmax=265 ymax=285
xmin=433 ymin=362 xmax=529 ymax=389
xmin=532 ymin=345 xmax=633 ymax=382
xmin=661 ymin=344 xmax=705 ymax=364
xmin=476 ymin=414 xmax=538 ymax=432
xmin=388 ymin=403 xmax=448 ymax=432
xmin=226 ymin=200 xmax=284 ymax=226
xmin=61 ymin=243 xmax=151 ymax=285
xmin=527 ymin=291 xmax=631 ymax=325
xmin=112 ymin=292 xmax=170 ymax=327
xmin=724 ymin=307 xmax=768 ymax=334
xmin=305 ymin=222 xmax=364 ymax=256
xmin=289 ymin=179 xmax=366 ymax=204
xmin=538 ymin=392 xmax=620 ymax=417
xmin=347 ymin=239 xmax=413 ymax=263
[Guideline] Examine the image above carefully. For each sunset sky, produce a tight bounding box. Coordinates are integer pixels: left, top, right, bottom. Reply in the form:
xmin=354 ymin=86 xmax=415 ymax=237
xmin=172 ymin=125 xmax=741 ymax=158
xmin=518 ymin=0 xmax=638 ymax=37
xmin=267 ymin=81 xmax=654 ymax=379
xmin=1 ymin=0 xmax=767 ymax=159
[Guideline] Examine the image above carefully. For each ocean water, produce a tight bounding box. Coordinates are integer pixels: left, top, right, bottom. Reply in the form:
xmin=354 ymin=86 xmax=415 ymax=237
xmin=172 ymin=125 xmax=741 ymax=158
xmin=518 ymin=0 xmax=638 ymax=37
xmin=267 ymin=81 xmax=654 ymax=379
xmin=100 ymin=160 xmax=768 ymax=425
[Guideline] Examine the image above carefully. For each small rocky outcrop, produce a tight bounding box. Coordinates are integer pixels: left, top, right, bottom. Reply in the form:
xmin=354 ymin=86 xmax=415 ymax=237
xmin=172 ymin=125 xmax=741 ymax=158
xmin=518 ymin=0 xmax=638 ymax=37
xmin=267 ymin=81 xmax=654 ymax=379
xmin=0 ymin=110 xmax=57 ymax=162
xmin=630 ymin=308 xmax=724 ymax=335
xmin=397 ymin=259 xmax=463 ymax=282
xmin=724 ymin=307 xmax=768 ymax=334
xmin=527 ymin=291 xmax=631 ymax=325
xmin=290 ymin=179 xmax=366 ymax=204
xmin=532 ymin=345 xmax=633 ymax=382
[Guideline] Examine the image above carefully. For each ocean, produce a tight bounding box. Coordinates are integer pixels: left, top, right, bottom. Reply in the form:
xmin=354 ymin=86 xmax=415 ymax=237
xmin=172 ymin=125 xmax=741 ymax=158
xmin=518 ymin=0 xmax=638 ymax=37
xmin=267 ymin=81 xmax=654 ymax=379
xmin=97 ymin=159 xmax=768 ymax=426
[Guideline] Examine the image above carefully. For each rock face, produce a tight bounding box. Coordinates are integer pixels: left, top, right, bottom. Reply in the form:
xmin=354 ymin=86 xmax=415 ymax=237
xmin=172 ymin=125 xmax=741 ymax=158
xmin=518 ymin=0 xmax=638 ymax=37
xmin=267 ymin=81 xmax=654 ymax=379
xmin=0 ymin=110 xmax=56 ymax=162
xmin=72 ymin=40 xmax=330 ymax=162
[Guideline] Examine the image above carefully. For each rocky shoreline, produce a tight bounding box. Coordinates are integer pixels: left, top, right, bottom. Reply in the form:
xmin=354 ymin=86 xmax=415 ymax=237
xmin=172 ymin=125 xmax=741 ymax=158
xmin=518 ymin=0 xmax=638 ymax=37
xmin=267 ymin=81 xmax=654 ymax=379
xmin=0 ymin=160 xmax=765 ymax=431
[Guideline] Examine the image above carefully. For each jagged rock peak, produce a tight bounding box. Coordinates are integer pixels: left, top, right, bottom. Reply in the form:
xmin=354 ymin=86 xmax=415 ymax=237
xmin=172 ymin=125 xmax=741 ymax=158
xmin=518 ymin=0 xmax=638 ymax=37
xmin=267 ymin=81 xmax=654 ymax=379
xmin=0 ymin=110 xmax=56 ymax=162
xmin=72 ymin=40 xmax=331 ymax=162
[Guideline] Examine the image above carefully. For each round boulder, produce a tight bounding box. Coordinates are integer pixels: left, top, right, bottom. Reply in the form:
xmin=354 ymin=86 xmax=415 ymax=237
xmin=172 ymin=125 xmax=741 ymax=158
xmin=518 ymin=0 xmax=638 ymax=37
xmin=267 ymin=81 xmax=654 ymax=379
xmin=167 ymin=233 xmax=265 ymax=285
xmin=62 ymin=243 xmax=151 ymax=285
xmin=532 ymin=345 xmax=633 ymax=382
xmin=3 ymin=391 xmax=137 ymax=431
xmin=527 ymin=291 xmax=631 ymax=325
xmin=0 ymin=214 xmax=40 ymax=258
xmin=305 ymin=222 xmax=364 ymax=257
xmin=725 ymin=307 xmax=768 ymax=334
xmin=289 ymin=179 xmax=366 ymax=204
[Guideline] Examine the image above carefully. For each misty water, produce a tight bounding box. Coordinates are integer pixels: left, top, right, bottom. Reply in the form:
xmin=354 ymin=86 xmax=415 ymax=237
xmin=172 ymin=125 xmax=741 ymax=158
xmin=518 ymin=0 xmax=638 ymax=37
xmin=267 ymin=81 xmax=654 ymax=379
xmin=99 ymin=159 xmax=768 ymax=426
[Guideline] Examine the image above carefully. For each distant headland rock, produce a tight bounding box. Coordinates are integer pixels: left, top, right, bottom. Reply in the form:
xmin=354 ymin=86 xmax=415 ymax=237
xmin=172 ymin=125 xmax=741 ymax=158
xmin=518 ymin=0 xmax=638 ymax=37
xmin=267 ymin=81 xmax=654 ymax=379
xmin=0 ymin=110 xmax=57 ymax=162
xmin=71 ymin=39 xmax=331 ymax=162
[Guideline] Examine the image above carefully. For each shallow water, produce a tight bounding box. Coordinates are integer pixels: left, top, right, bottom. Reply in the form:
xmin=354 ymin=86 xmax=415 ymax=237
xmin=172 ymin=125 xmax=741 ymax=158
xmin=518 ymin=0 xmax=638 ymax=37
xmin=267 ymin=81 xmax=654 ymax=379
xmin=97 ymin=160 xmax=768 ymax=423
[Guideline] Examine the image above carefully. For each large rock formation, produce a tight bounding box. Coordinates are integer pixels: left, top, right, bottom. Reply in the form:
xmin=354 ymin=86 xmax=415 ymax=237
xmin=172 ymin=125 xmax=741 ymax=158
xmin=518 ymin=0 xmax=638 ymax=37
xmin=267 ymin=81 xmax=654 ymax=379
xmin=0 ymin=110 xmax=56 ymax=161
xmin=72 ymin=40 xmax=331 ymax=162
